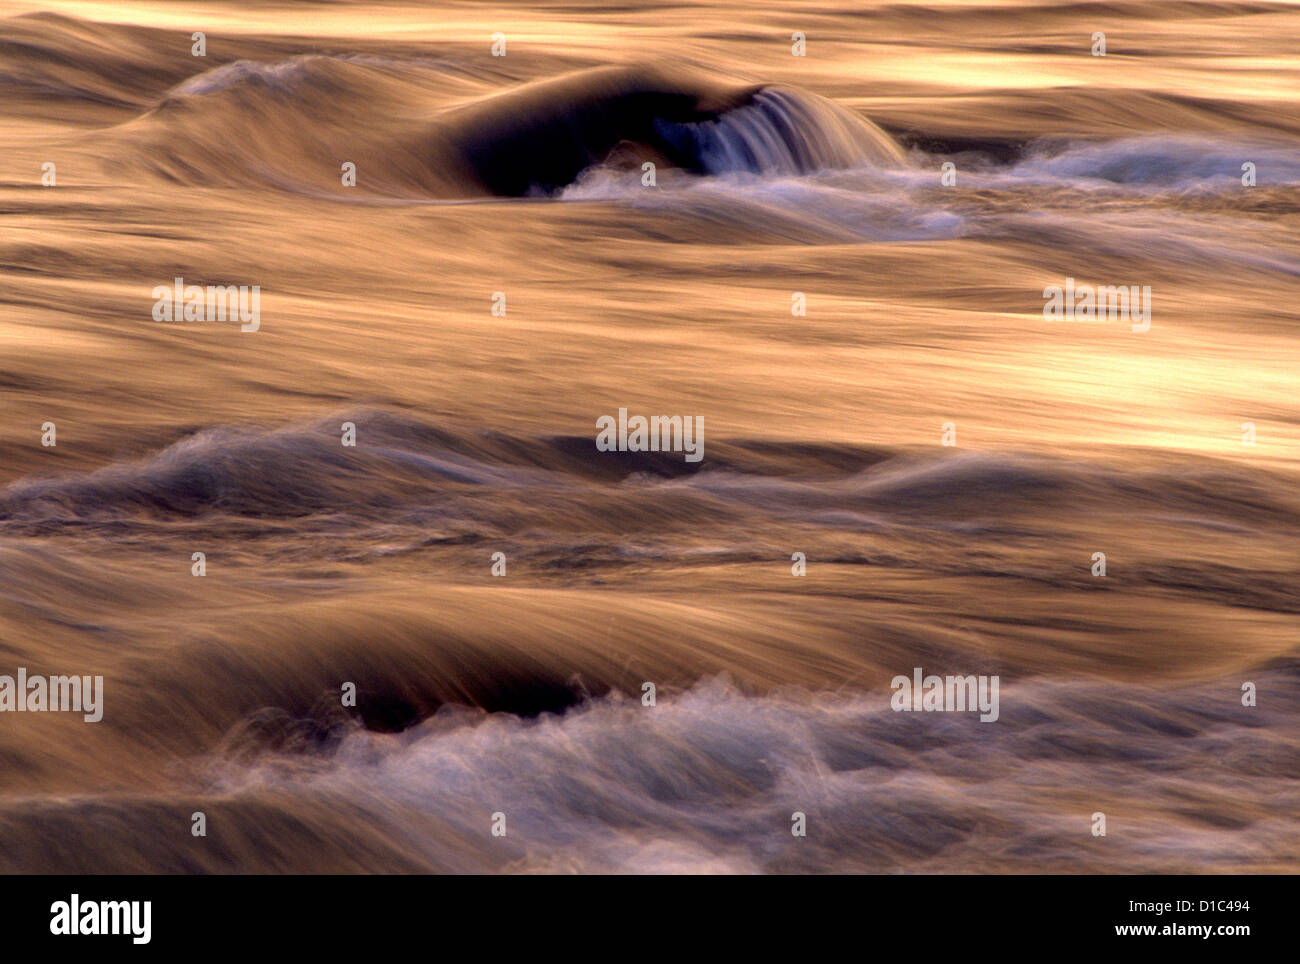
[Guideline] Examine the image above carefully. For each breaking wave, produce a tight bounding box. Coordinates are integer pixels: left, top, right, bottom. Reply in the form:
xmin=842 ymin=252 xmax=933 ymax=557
xmin=89 ymin=60 xmax=906 ymax=198
xmin=3 ymin=669 xmax=1297 ymax=873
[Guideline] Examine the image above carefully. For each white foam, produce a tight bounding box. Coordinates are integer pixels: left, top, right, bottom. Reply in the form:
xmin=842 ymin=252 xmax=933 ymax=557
xmin=206 ymin=673 xmax=1299 ymax=873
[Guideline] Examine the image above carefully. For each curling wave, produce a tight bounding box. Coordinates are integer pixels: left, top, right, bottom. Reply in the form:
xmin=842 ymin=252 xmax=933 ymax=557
xmin=102 ymin=62 xmax=906 ymax=197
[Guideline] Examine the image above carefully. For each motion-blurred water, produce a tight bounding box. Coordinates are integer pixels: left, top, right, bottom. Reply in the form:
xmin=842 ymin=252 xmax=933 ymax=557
xmin=0 ymin=0 xmax=1297 ymax=873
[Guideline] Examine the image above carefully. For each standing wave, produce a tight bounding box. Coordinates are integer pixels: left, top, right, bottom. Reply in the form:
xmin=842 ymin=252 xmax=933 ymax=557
xmin=93 ymin=61 xmax=906 ymax=197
